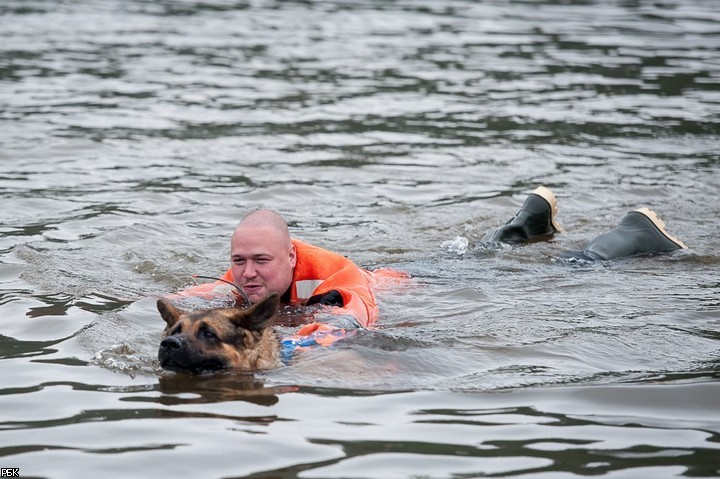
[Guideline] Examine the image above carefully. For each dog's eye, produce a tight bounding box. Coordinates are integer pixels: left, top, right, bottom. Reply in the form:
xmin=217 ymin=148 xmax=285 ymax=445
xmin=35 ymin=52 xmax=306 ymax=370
xmin=170 ymin=325 xmax=182 ymax=335
xmin=200 ymin=328 xmax=217 ymax=341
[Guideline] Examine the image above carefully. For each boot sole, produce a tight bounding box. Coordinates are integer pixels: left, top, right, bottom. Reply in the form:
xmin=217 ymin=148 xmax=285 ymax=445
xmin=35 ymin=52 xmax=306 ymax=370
xmin=633 ymin=207 xmax=688 ymax=250
xmin=531 ymin=186 xmax=563 ymax=233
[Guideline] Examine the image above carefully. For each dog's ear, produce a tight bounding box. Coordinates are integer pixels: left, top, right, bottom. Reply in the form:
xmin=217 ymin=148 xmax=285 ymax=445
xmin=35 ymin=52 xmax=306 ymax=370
xmin=157 ymin=299 xmax=184 ymax=328
xmin=231 ymin=293 xmax=280 ymax=332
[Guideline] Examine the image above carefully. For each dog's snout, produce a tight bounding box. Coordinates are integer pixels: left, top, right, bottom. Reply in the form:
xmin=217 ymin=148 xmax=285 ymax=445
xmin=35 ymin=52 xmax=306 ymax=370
xmin=160 ymin=336 xmax=183 ymax=350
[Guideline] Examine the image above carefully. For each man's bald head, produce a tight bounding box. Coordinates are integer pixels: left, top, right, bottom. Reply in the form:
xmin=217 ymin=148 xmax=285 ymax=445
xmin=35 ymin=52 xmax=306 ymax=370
xmin=236 ymin=209 xmax=292 ymax=247
xmin=230 ymin=209 xmax=296 ymax=303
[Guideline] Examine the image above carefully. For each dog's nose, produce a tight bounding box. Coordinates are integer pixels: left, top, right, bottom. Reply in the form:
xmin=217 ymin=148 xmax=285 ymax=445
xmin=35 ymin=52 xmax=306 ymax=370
xmin=160 ymin=336 xmax=183 ymax=350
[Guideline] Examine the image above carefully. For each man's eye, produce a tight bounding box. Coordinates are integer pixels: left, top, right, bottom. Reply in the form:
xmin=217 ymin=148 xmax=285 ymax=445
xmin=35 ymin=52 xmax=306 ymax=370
xmin=233 ymin=258 xmax=246 ymax=265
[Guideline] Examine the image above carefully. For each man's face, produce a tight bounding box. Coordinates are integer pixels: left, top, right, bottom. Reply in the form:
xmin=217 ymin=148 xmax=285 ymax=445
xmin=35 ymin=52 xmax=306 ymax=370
xmin=230 ymin=225 xmax=296 ymax=304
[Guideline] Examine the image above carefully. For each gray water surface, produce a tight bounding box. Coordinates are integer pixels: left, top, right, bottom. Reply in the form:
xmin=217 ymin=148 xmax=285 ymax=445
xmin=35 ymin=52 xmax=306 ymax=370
xmin=1 ymin=0 xmax=719 ymax=477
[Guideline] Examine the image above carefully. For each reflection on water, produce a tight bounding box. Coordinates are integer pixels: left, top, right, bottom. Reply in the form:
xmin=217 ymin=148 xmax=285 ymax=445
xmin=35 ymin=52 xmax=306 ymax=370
xmin=1 ymin=0 xmax=719 ymax=477
xmin=151 ymin=372 xmax=291 ymax=407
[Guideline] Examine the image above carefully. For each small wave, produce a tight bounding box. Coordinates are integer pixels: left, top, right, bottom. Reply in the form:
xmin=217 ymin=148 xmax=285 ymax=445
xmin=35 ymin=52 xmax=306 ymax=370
xmin=93 ymin=341 xmax=159 ymax=376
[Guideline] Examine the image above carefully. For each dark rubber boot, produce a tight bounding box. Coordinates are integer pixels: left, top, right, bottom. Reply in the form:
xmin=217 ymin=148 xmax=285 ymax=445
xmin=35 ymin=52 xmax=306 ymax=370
xmin=583 ymin=208 xmax=687 ymax=260
xmin=481 ymin=186 xmax=562 ymax=244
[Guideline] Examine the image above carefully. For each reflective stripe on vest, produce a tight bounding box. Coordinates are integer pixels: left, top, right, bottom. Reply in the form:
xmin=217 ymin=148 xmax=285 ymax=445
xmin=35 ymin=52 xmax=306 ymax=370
xmin=295 ymin=279 xmax=324 ymax=299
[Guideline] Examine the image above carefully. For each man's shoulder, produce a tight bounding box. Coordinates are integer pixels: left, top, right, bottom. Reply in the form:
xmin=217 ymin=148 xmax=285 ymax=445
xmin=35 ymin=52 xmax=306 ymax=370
xmin=292 ymin=238 xmax=339 ymax=257
xmin=291 ymin=238 xmax=354 ymax=269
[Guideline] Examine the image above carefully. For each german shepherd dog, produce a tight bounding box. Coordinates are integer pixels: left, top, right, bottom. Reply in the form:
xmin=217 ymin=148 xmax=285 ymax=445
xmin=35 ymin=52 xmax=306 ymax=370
xmin=157 ymin=293 xmax=282 ymax=372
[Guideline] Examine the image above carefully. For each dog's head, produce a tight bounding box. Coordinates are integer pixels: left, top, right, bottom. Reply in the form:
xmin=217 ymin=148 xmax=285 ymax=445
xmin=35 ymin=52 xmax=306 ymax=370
xmin=157 ymin=293 xmax=281 ymax=373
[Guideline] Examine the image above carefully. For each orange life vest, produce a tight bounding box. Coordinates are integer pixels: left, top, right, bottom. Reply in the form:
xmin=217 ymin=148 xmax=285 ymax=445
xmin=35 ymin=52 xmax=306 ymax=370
xmin=219 ymin=238 xmax=378 ymax=327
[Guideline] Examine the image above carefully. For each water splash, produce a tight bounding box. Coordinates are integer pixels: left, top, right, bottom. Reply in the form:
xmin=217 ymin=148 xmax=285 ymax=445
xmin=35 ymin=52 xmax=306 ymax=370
xmin=441 ymin=236 xmax=469 ymax=256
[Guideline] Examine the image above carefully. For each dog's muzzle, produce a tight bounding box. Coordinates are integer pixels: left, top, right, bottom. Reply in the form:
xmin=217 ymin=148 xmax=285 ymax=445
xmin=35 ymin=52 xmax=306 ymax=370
xmin=160 ymin=335 xmax=183 ymax=352
xmin=158 ymin=335 xmax=228 ymax=372
xmin=158 ymin=335 xmax=185 ymax=368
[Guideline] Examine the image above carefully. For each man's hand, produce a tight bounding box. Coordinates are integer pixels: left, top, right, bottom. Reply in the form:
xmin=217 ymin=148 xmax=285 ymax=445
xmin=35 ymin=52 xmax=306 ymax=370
xmin=306 ymin=290 xmax=344 ymax=307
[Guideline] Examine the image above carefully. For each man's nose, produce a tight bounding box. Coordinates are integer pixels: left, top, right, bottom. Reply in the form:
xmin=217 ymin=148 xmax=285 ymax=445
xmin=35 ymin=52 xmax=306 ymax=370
xmin=242 ymin=262 xmax=257 ymax=278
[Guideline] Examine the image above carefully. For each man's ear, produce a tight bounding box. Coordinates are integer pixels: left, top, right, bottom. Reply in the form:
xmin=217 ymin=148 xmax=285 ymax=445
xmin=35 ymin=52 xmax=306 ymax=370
xmin=289 ymin=243 xmax=297 ymax=269
xmin=157 ymin=299 xmax=184 ymax=328
xmin=230 ymin=293 xmax=280 ymax=332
